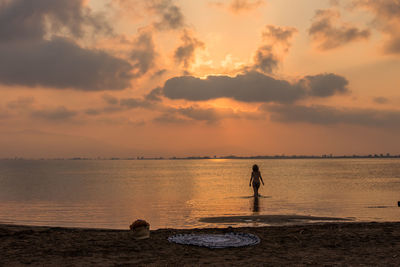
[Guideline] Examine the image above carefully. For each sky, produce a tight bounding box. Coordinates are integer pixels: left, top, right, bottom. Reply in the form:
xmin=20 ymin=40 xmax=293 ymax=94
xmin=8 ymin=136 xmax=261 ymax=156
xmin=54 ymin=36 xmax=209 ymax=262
xmin=0 ymin=0 xmax=399 ymax=158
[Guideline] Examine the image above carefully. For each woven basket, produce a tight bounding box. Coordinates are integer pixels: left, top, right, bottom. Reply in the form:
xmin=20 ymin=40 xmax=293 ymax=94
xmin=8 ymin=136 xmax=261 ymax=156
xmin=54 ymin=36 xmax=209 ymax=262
xmin=131 ymin=225 xmax=150 ymax=240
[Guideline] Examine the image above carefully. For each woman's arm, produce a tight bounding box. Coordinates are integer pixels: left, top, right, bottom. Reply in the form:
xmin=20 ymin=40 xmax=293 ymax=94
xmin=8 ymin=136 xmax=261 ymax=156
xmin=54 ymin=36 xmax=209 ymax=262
xmin=260 ymin=173 xmax=265 ymax=185
xmin=249 ymin=173 xmax=253 ymax=186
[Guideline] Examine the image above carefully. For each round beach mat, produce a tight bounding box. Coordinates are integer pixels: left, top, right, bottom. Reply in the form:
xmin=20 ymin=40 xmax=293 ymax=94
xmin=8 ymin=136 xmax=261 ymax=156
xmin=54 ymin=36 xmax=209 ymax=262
xmin=168 ymin=232 xmax=260 ymax=249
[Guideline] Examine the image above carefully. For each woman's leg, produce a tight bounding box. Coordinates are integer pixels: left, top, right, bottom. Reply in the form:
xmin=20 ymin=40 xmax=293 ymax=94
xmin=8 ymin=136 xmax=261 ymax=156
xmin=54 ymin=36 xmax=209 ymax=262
xmin=253 ymin=183 xmax=259 ymax=197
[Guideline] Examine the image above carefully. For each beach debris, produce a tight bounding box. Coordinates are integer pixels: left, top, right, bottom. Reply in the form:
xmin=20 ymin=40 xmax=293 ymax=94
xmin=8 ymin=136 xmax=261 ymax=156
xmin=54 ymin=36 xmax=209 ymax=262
xmin=130 ymin=219 xmax=150 ymax=240
xmin=168 ymin=232 xmax=260 ymax=249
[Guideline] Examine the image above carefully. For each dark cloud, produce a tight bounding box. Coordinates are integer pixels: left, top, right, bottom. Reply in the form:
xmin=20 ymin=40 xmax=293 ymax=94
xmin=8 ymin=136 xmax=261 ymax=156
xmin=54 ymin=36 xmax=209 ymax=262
xmin=153 ymin=105 xmax=259 ymax=124
xmin=84 ymin=105 xmax=123 ymax=116
xmin=265 ymin=104 xmax=400 ymax=128
xmin=253 ymin=45 xmax=279 ymax=73
xmin=102 ymin=94 xmax=119 ymax=105
xmin=131 ymin=30 xmax=157 ymax=77
xmin=309 ymin=9 xmax=370 ymax=50
xmin=253 ymin=25 xmax=297 ymax=73
xmin=262 ymin=25 xmax=298 ymax=48
xmin=145 ymin=87 xmax=163 ymax=101
xmin=174 ymin=30 xmax=205 ymax=69
xmin=0 ymin=107 xmax=10 ymax=119
xmin=85 ymin=108 xmax=101 ymax=116
xmin=0 ymin=37 xmax=133 ymax=90
xmin=229 ymin=0 xmax=264 ymax=13
xmin=162 ymin=71 xmax=348 ymax=103
xmin=177 ymin=106 xmax=237 ymax=124
xmin=151 ymin=0 xmax=185 ymax=31
xmin=353 ymin=0 xmax=400 ymax=54
xmin=153 ymin=113 xmax=189 ymax=124
xmin=152 ymin=69 xmax=167 ymax=77
xmin=7 ymin=97 xmax=35 ymax=109
xmin=373 ymin=97 xmax=389 ymax=104
xmin=85 ymin=96 xmax=149 ymax=116
xmin=353 ymin=0 xmax=400 ymax=21
xmin=299 ymin=73 xmax=349 ymax=97
xmin=31 ymin=106 xmax=77 ymax=120
xmin=176 ymin=106 xmax=221 ymax=123
xmin=0 ymin=0 xmax=111 ymax=42
xmin=119 ymin=98 xmax=149 ymax=108
xmin=0 ymin=0 xmax=135 ymax=91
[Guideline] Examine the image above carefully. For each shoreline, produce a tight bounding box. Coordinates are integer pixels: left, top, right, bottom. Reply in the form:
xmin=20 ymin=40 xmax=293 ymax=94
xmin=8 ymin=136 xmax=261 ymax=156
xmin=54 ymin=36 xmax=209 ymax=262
xmin=2 ymin=222 xmax=400 ymax=265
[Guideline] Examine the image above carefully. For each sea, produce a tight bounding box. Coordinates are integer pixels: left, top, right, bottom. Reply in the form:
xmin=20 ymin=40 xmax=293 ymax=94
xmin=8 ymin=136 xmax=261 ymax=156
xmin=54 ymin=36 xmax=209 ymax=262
xmin=0 ymin=158 xmax=399 ymax=230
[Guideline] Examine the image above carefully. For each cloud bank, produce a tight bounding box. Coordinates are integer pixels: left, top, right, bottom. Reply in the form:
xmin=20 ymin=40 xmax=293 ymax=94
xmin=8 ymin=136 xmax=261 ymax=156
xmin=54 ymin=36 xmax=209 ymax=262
xmin=162 ymin=71 xmax=349 ymax=103
xmin=0 ymin=0 xmax=134 ymax=91
xmin=266 ymin=104 xmax=400 ymax=129
xmin=0 ymin=37 xmax=133 ymax=90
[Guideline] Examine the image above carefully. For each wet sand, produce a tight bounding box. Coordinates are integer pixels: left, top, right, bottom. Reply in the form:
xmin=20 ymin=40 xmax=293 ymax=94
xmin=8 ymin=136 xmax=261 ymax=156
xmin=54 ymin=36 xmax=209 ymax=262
xmin=2 ymin=221 xmax=400 ymax=266
xmin=199 ymin=214 xmax=352 ymax=224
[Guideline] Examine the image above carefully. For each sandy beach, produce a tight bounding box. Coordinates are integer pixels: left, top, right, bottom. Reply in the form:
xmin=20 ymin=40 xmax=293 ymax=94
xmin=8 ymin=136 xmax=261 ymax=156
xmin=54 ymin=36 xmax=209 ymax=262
xmin=2 ymin=222 xmax=400 ymax=266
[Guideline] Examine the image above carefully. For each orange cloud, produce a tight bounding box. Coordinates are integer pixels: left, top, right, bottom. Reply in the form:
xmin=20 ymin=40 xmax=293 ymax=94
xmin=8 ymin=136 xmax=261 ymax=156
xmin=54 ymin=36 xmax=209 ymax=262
xmin=309 ymin=9 xmax=370 ymax=50
xmin=353 ymin=0 xmax=400 ymax=54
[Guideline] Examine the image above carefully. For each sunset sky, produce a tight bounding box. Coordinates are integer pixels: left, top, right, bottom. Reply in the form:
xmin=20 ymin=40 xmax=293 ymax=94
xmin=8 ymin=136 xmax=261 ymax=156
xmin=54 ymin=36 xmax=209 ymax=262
xmin=0 ymin=0 xmax=399 ymax=158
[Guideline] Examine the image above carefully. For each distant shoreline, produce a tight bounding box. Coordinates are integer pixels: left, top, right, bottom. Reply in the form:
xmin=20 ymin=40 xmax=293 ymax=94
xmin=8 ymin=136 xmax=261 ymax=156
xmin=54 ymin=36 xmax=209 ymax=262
xmin=2 ymin=154 xmax=400 ymax=161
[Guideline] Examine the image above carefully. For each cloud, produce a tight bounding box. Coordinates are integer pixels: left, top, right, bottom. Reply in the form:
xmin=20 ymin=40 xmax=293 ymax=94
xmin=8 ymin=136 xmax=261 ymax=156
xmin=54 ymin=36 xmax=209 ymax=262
xmin=265 ymin=104 xmax=400 ymax=129
xmin=0 ymin=0 xmax=135 ymax=91
xmin=85 ymin=96 xmax=151 ymax=116
xmin=102 ymin=94 xmax=119 ymax=105
xmin=253 ymin=45 xmax=279 ymax=73
xmin=153 ymin=113 xmax=190 ymax=124
xmin=209 ymin=0 xmax=264 ymax=13
xmin=353 ymin=0 xmax=400 ymax=54
xmin=0 ymin=0 xmax=111 ymax=42
xmin=151 ymin=0 xmax=185 ymax=31
xmin=309 ymin=9 xmax=370 ymax=50
xmin=130 ymin=30 xmax=157 ymax=77
xmin=145 ymin=87 xmax=163 ymax=101
xmin=152 ymin=69 xmax=167 ymax=78
xmin=353 ymin=0 xmax=400 ymax=22
xmin=175 ymin=106 xmax=222 ymax=123
xmin=31 ymin=106 xmax=77 ymax=120
xmin=176 ymin=106 xmax=239 ymax=124
xmin=0 ymin=103 xmax=11 ymax=119
xmin=229 ymin=0 xmax=264 ymax=13
xmin=119 ymin=98 xmax=150 ymax=109
xmin=253 ymin=25 xmax=297 ymax=73
xmin=262 ymin=25 xmax=298 ymax=49
xmin=162 ymin=71 xmax=348 ymax=103
xmin=154 ymin=105 xmax=261 ymax=124
xmin=174 ymin=30 xmax=205 ymax=69
xmin=373 ymin=97 xmax=389 ymax=104
xmin=7 ymin=97 xmax=35 ymax=109
xmin=299 ymin=73 xmax=349 ymax=97
xmin=0 ymin=37 xmax=133 ymax=90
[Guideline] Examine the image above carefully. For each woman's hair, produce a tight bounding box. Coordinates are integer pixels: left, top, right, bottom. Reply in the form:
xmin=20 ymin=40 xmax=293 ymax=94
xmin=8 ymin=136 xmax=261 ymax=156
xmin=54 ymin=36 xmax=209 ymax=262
xmin=252 ymin=164 xmax=259 ymax=172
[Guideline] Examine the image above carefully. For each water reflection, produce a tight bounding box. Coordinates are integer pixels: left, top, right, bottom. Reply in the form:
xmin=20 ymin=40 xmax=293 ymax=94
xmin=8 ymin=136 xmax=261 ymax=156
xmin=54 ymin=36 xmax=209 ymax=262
xmin=0 ymin=159 xmax=400 ymax=229
xmin=252 ymin=196 xmax=260 ymax=213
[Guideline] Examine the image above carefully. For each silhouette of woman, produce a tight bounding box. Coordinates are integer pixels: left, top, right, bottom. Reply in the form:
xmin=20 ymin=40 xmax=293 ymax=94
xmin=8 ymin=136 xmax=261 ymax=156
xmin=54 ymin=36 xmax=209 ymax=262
xmin=249 ymin=164 xmax=264 ymax=197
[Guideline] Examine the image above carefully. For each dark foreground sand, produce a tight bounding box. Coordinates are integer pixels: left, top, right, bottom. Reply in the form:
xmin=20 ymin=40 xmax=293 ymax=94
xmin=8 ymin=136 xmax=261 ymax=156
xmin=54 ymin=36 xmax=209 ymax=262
xmin=2 ymin=222 xmax=400 ymax=266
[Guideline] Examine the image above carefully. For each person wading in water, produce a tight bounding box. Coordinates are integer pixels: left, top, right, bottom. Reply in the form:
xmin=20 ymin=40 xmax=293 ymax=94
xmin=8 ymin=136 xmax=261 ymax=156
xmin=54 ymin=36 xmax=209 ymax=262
xmin=249 ymin=164 xmax=264 ymax=197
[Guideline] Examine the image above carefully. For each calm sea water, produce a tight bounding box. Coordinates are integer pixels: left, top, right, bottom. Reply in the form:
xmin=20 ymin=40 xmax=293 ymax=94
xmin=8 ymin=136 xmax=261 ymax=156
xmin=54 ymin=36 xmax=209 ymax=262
xmin=0 ymin=159 xmax=399 ymax=229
